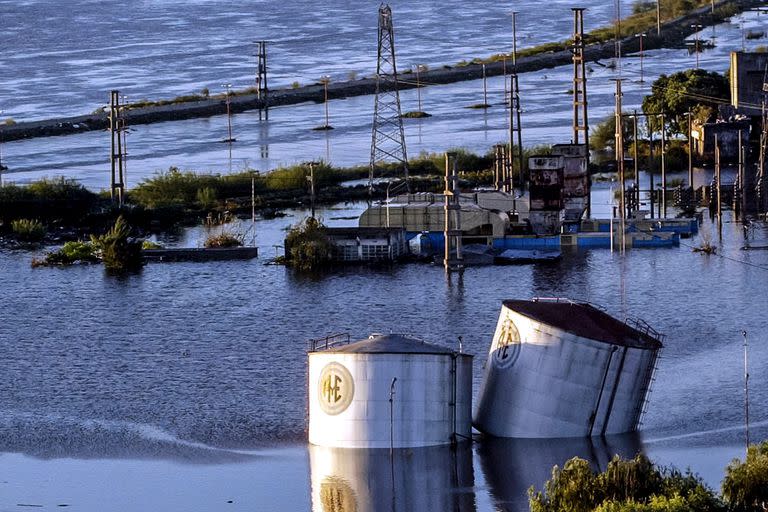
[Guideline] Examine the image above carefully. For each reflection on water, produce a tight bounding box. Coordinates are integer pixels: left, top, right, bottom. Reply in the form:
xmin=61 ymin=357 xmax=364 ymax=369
xmin=309 ymin=443 xmax=475 ymax=512
xmin=308 ymin=435 xmax=644 ymax=512
xmin=478 ymin=434 xmax=644 ymax=512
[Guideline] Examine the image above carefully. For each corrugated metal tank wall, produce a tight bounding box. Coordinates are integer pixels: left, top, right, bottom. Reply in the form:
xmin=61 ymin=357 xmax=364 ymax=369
xmin=473 ymin=304 xmax=657 ymax=438
xmin=309 ymin=350 xmax=472 ymax=448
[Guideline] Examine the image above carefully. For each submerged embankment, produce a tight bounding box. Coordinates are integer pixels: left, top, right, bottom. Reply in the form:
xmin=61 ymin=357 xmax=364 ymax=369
xmin=0 ymin=0 xmax=755 ymax=143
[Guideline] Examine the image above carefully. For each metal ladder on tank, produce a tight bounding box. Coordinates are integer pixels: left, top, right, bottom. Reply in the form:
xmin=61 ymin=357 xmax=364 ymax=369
xmin=635 ymin=346 xmax=663 ymax=430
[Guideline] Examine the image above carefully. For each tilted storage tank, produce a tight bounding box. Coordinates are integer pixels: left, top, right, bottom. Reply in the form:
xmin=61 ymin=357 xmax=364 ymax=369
xmin=308 ymin=333 xmax=472 ymax=448
xmin=473 ymin=299 xmax=663 ymax=438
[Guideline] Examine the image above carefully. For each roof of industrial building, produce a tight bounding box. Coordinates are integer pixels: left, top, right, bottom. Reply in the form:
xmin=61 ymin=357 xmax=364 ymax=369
xmin=323 ymin=333 xmax=469 ymax=356
xmin=503 ymin=299 xmax=663 ymax=350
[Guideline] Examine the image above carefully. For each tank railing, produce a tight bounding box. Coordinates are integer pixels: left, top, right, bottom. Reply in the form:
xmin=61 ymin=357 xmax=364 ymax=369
xmin=624 ymin=317 xmax=666 ymax=344
xmin=309 ymin=332 xmax=351 ymax=351
xmin=530 ymin=297 xmax=607 ymax=312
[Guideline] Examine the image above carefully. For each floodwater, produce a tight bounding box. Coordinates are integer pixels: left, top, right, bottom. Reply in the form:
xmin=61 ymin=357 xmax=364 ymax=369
xmin=2 ymin=7 xmax=767 ymax=189
xmin=2 ymin=2 xmax=768 ymax=511
xmin=1 ymin=204 xmax=767 ymax=510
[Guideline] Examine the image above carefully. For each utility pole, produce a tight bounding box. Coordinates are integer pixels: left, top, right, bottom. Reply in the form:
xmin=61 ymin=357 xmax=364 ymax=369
xmin=481 ymin=63 xmax=489 ymax=107
xmin=320 ymin=75 xmax=332 ymax=129
xmin=414 ymin=64 xmax=426 ymax=113
xmin=370 ymin=4 xmax=409 ymax=193
xmin=255 ymin=41 xmax=268 ymax=100
xmin=109 ymin=90 xmax=125 ymax=206
xmin=656 ymin=0 xmax=661 ymax=35
xmin=715 ymin=134 xmax=722 ymax=224
xmin=307 ymin=162 xmax=317 ymax=219
xmin=648 ymin=118 xmax=655 ymax=219
xmin=572 ymin=7 xmax=590 ymax=217
xmin=0 ymin=109 xmax=5 ymax=186
xmin=687 ymin=110 xmax=694 ymax=188
xmin=444 ymin=152 xmax=462 ymax=272
xmin=633 ymin=111 xmax=639 ymax=215
xmin=660 ymin=113 xmax=667 ymax=218
xmin=691 ymin=24 xmax=703 ymax=69
xmin=494 ymin=144 xmax=505 ymax=191
xmin=509 ymin=11 xmax=524 ymax=193
xmin=742 ymin=330 xmax=750 ymax=453
xmin=221 ymin=83 xmax=235 ymax=143
xmin=636 ymin=33 xmax=646 ymax=83
xmin=613 ymin=79 xmax=626 ymax=252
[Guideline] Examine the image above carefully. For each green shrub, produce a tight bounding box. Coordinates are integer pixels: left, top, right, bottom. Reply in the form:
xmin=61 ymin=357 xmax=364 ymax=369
xmin=196 ymin=187 xmax=218 ymax=210
xmin=529 ymin=454 xmax=724 ymax=512
xmin=722 ymin=441 xmax=768 ymax=512
xmin=41 ymin=241 xmax=98 ymax=266
xmin=90 ymin=216 xmax=143 ymax=273
xmin=284 ymin=217 xmax=333 ymax=271
xmin=11 ymin=218 xmax=45 ymax=242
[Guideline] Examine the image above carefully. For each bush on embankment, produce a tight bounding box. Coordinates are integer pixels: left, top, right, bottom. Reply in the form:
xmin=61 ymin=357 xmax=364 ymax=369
xmin=11 ymin=218 xmax=46 ymax=242
xmin=0 ymin=177 xmax=100 ymax=224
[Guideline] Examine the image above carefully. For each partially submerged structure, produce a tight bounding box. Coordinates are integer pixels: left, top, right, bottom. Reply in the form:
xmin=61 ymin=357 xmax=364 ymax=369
xmin=473 ymin=299 xmax=663 ymax=438
xmin=308 ymin=333 xmax=472 ymax=448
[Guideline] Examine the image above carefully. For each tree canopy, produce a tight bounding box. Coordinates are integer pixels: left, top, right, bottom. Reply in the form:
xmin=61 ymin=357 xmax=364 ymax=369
xmin=641 ymin=69 xmax=729 ymax=134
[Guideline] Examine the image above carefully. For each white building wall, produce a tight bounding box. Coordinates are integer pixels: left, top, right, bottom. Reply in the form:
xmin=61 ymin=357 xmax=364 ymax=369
xmin=309 ymin=352 xmax=472 ymax=448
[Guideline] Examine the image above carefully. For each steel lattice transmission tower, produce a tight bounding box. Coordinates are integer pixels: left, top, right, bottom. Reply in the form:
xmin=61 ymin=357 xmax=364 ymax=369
xmin=369 ymin=4 xmax=409 ymax=192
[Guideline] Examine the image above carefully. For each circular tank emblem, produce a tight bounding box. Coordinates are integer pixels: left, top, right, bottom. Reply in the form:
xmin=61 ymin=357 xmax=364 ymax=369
xmin=318 ymin=362 xmax=355 ymax=415
xmin=493 ymin=317 xmax=521 ymax=369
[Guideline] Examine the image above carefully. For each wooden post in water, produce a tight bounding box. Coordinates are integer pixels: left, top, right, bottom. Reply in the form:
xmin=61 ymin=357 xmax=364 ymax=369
xmin=307 ymin=162 xmax=316 ymax=219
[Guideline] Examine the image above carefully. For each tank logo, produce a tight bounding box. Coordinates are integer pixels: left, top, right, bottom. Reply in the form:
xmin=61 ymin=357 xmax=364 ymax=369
xmin=318 ymin=362 xmax=354 ymax=415
xmin=494 ymin=317 xmax=521 ymax=369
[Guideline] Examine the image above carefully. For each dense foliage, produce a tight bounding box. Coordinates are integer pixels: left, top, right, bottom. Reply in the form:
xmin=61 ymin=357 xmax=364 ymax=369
xmin=284 ymin=217 xmax=333 ymax=272
xmin=90 ymin=216 xmax=143 ymax=273
xmin=721 ymin=441 xmax=768 ymax=512
xmin=641 ymin=69 xmax=729 ymax=134
xmin=529 ymin=454 xmax=725 ymax=512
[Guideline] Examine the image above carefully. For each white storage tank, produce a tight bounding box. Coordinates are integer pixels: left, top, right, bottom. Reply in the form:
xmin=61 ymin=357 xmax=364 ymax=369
xmin=308 ymin=333 xmax=472 ymax=448
xmin=473 ymin=299 xmax=663 ymax=438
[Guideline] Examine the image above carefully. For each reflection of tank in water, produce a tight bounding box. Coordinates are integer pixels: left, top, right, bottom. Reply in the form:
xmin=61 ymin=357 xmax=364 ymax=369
xmin=478 ymin=434 xmax=644 ymax=512
xmin=474 ymin=299 xmax=663 ymax=438
xmin=309 ymin=443 xmax=475 ymax=512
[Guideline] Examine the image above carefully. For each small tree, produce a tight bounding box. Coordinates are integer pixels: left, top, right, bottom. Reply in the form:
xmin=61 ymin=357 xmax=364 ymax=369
xmin=284 ymin=217 xmax=333 ymax=271
xmin=91 ymin=216 xmax=143 ymax=273
xmin=641 ymin=69 xmax=729 ymax=134
xmin=722 ymin=441 xmax=768 ymax=512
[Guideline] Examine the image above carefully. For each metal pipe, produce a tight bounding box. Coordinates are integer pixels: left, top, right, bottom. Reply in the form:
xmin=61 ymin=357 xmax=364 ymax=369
xmin=389 ymin=377 xmax=397 ymax=453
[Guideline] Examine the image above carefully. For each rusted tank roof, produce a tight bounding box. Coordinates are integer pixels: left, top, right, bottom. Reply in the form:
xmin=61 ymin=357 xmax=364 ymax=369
xmin=324 ymin=334 xmax=463 ymax=355
xmin=503 ymin=299 xmax=663 ymax=350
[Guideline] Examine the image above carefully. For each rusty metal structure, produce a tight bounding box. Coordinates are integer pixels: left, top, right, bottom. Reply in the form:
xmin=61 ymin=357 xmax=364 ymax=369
xmin=571 ymin=8 xmax=591 ymax=217
xmin=109 ymin=90 xmax=126 ymax=206
xmin=369 ymin=4 xmax=409 ymax=192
